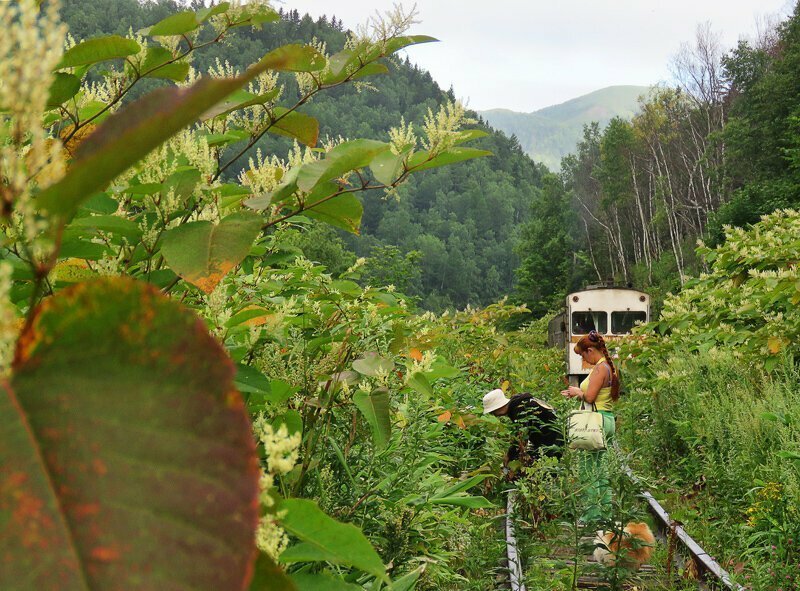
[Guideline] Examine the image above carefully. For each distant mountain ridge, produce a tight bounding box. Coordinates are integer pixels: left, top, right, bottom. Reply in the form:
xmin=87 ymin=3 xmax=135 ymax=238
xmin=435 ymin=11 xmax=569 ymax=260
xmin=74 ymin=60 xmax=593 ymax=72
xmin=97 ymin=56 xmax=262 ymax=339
xmin=479 ymin=85 xmax=650 ymax=171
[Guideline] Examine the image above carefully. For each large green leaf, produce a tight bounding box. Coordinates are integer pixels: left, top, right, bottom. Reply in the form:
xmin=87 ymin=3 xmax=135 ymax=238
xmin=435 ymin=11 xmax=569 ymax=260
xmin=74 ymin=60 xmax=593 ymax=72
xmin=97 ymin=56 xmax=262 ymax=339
xmin=392 ymin=566 xmax=425 ymax=591
xmin=279 ymin=542 xmax=339 ymax=564
xmin=57 ymin=35 xmax=141 ymax=69
xmin=256 ymin=44 xmax=327 ymax=73
xmin=296 ymin=139 xmax=390 ymax=193
xmin=370 ymin=150 xmax=405 ymax=185
xmin=303 ymin=192 xmax=363 ymax=234
xmin=353 ymin=388 xmax=391 ymax=448
xmin=139 ymin=46 xmax=190 ymax=81
xmin=148 ymin=10 xmax=202 ymax=36
xmin=279 ymin=499 xmax=388 ymax=582
xmin=352 ymin=353 xmax=394 ymax=377
xmin=350 ymin=62 xmax=390 ymax=80
xmin=269 ymin=108 xmax=319 ymax=147
xmin=0 ymin=278 xmax=260 ymax=590
xmin=159 ymin=211 xmax=262 ymax=293
xmin=406 ymin=372 xmax=433 ymax=398
xmin=383 ymin=35 xmax=439 ymax=55
xmin=46 ymin=73 xmax=81 ymax=108
xmin=39 ymin=45 xmax=324 ymax=217
xmin=407 ymin=147 xmax=492 ymax=172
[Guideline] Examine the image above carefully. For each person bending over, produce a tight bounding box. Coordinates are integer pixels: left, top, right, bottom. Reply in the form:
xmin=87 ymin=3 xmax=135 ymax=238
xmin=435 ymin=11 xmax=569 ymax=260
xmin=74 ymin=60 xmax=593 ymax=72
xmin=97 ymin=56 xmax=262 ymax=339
xmin=483 ymin=389 xmax=562 ymax=475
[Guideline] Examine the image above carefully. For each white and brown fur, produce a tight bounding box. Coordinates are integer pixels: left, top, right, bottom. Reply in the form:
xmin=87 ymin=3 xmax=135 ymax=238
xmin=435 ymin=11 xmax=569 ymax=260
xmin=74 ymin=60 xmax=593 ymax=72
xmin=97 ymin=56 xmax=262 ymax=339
xmin=593 ymin=522 xmax=656 ymax=570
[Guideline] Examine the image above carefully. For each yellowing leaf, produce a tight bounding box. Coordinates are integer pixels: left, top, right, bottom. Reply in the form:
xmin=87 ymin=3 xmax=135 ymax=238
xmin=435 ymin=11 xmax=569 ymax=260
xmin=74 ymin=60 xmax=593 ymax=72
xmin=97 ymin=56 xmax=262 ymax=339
xmin=437 ymin=410 xmax=452 ymax=423
xmin=767 ymin=336 xmax=784 ymax=354
xmin=500 ymin=380 xmax=510 ymax=392
xmin=409 ymin=348 xmax=423 ymax=361
xmin=51 ymin=258 xmax=95 ymax=284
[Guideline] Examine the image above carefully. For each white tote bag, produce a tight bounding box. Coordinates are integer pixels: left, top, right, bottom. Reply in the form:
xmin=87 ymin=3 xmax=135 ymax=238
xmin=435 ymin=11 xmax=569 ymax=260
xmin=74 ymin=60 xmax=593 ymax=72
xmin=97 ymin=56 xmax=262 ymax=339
xmin=567 ymin=402 xmax=606 ymax=451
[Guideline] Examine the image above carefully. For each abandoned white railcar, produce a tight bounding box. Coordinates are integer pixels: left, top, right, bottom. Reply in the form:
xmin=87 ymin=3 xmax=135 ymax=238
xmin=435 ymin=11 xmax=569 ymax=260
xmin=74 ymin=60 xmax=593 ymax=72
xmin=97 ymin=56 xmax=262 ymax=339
xmin=548 ymin=285 xmax=650 ymax=385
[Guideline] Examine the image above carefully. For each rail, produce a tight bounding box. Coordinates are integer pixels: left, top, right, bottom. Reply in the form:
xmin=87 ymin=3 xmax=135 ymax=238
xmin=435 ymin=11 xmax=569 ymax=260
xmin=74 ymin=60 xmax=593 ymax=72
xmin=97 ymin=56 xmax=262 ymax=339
xmin=503 ymin=460 xmax=745 ymax=591
xmin=620 ymin=461 xmax=744 ymax=591
xmin=505 ymin=490 xmax=527 ymax=591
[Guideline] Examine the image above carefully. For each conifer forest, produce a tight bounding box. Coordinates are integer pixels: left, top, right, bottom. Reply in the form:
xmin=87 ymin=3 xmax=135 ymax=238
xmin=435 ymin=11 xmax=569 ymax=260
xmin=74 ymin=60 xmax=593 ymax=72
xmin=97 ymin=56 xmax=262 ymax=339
xmin=1 ymin=1 xmax=798 ymax=590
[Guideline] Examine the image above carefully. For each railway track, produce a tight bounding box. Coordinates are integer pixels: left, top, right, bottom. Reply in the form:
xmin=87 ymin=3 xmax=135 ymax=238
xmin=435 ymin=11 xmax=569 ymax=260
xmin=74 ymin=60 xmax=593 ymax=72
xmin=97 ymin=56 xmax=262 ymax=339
xmin=503 ymin=470 xmax=745 ymax=591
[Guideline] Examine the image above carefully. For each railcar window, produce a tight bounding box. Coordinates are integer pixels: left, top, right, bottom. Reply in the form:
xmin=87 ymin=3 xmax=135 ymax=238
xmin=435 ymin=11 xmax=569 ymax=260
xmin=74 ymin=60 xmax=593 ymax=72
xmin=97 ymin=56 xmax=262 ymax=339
xmin=571 ymin=312 xmax=607 ymax=334
xmin=611 ymin=311 xmax=647 ymax=334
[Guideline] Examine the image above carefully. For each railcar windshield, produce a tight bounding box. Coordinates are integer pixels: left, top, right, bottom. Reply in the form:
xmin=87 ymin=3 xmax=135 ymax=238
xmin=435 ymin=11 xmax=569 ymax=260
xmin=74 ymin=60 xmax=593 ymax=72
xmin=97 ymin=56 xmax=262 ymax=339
xmin=611 ymin=311 xmax=647 ymax=334
xmin=571 ymin=311 xmax=607 ymax=335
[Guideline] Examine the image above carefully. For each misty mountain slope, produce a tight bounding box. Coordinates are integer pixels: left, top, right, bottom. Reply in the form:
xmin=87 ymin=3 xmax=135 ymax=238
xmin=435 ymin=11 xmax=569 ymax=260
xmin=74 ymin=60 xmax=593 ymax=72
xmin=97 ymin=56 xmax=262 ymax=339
xmin=480 ymin=85 xmax=649 ymax=170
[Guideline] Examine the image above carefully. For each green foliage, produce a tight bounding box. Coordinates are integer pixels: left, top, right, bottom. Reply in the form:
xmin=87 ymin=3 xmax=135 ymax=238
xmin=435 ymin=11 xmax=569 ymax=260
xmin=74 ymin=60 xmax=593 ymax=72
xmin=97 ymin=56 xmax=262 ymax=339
xmin=279 ymin=499 xmax=389 ymax=582
xmin=160 ymin=211 xmax=263 ymax=293
xmin=614 ymin=210 xmax=800 ymax=587
xmin=515 ymin=172 xmax=586 ymax=316
xmin=628 ymin=209 xmax=800 ymax=369
xmin=59 ymin=0 xmax=546 ymax=312
xmin=1 ymin=1 xmax=497 ymax=588
xmin=713 ymin=4 xmax=800 ymax=231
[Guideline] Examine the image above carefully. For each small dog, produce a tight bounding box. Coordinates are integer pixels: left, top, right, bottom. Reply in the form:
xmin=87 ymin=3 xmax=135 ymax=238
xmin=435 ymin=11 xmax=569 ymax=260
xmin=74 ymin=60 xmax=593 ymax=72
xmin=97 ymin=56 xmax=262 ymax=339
xmin=593 ymin=522 xmax=656 ymax=570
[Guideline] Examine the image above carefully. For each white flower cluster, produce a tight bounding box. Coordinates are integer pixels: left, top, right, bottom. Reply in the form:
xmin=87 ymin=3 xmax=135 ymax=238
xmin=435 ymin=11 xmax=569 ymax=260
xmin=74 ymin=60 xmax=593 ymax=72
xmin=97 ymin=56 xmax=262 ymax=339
xmin=422 ymin=100 xmax=474 ymax=155
xmin=239 ymin=149 xmax=286 ymax=194
xmin=407 ymin=349 xmax=436 ymax=377
xmin=204 ymin=281 xmax=233 ymax=335
xmin=388 ymin=117 xmax=416 ymax=156
xmin=230 ymin=71 xmax=282 ymax=133
xmin=251 ymin=414 xmax=302 ymax=560
xmin=254 ymin=418 xmax=302 ymax=476
xmin=350 ymin=3 xmax=419 ymax=47
xmin=0 ymin=0 xmax=67 ymax=254
xmin=295 ymin=38 xmax=328 ymax=96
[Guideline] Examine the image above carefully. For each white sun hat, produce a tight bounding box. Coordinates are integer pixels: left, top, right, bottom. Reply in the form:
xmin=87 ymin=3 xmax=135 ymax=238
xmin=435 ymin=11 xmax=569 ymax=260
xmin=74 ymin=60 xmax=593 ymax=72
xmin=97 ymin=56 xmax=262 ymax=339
xmin=482 ymin=388 xmax=510 ymax=414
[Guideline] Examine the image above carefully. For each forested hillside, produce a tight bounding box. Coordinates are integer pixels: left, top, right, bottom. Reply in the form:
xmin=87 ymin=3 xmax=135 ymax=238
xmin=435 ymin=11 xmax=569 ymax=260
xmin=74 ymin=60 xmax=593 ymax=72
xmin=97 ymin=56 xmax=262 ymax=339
xmin=60 ymin=0 xmax=546 ymax=311
xmin=515 ymin=12 xmax=800 ymax=314
xmin=480 ymin=85 xmax=647 ymax=171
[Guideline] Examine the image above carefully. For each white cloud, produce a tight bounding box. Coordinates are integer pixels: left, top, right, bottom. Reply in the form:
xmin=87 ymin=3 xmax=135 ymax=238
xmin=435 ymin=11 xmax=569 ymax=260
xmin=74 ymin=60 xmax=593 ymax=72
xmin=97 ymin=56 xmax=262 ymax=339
xmin=281 ymin=0 xmax=793 ymax=111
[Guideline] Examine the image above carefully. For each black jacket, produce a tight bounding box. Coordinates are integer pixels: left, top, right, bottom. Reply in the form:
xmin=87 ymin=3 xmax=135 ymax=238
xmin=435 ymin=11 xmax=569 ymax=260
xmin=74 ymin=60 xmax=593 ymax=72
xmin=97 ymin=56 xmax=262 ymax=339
xmin=506 ymin=393 xmax=563 ymax=463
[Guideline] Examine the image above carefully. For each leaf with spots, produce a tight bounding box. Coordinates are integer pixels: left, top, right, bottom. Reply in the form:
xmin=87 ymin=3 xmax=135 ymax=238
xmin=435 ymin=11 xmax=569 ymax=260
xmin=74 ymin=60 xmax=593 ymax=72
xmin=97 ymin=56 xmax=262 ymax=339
xmin=0 ymin=278 xmax=261 ymax=590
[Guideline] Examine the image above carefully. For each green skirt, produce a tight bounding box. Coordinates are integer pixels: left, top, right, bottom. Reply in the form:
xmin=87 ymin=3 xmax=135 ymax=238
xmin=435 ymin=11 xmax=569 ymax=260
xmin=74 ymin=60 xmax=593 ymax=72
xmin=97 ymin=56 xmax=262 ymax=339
xmin=578 ymin=411 xmax=615 ymax=523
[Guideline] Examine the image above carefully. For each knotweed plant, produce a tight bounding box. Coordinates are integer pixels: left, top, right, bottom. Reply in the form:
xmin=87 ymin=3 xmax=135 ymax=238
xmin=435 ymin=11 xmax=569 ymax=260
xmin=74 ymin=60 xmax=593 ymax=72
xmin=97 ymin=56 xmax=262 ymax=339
xmin=0 ymin=1 xmax=496 ymax=589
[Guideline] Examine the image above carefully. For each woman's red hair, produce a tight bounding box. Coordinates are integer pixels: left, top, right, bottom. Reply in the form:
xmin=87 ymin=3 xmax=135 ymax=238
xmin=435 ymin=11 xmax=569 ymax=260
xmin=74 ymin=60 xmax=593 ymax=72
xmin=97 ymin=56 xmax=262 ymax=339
xmin=574 ymin=330 xmax=620 ymax=401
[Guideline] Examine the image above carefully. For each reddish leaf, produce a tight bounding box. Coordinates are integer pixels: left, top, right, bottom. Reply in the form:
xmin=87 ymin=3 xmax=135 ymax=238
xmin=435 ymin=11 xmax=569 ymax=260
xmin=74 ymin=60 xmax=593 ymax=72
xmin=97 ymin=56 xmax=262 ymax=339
xmin=0 ymin=278 xmax=260 ymax=590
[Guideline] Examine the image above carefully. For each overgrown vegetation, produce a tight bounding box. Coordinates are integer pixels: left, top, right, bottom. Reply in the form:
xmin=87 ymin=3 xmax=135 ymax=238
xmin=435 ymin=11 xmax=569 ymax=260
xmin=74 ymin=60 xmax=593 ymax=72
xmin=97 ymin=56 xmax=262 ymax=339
xmin=3 ymin=1 xmax=799 ymax=590
xmin=617 ymin=209 xmax=800 ymax=590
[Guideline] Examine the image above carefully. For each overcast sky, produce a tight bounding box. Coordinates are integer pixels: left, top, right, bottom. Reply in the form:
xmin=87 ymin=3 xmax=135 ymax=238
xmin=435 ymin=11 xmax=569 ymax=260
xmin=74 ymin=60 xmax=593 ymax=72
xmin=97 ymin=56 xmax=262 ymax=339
xmin=280 ymin=0 xmax=793 ymax=112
